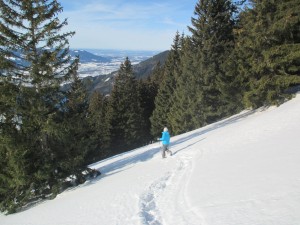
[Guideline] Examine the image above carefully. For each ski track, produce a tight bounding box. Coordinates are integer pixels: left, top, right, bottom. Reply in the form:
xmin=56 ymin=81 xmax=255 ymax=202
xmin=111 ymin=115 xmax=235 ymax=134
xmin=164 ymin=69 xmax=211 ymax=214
xmin=139 ymin=141 xmax=206 ymax=225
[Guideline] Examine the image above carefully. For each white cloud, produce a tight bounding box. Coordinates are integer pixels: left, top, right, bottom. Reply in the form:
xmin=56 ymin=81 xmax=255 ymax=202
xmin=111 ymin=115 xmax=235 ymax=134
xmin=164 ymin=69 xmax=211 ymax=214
xmin=67 ymin=23 xmax=174 ymax=50
xmin=60 ymin=0 xmax=195 ymax=50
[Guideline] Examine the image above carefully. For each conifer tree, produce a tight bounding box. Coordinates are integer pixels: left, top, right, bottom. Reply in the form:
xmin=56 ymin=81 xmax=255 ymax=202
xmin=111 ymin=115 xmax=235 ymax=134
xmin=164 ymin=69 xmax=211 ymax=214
xmin=87 ymin=91 xmax=111 ymax=162
xmin=137 ymin=79 xmax=154 ymax=143
xmin=49 ymin=73 xmax=92 ymax=186
xmin=237 ymin=0 xmax=300 ymax=108
xmin=107 ymin=57 xmax=145 ymax=154
xmin=137 ymin=63 xmax=164 ymax=143
xmin=167 ymin=37 xmax=205 ymax=134
xmin=150 ymin=32 xmax=182 ymax=137
xmin=149 ymin=62 xmax=165 ymax=87
xmin=0 ymin=0 xmax=77 ymax=213
xmin=188 ymin=0 xmax=240 ymax=124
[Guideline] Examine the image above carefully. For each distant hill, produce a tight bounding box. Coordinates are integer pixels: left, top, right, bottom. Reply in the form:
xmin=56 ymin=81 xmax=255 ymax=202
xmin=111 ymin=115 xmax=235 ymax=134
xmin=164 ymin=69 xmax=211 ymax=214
xmin=70 ymin=49 xmax=111 ymax=63
xmin=84 ymin=50 xmax=169 ymax=95
xmin=7 ymin=49 xmax=112 ymax=67
xmin=133 ymin=50 xmax=169 ymax=79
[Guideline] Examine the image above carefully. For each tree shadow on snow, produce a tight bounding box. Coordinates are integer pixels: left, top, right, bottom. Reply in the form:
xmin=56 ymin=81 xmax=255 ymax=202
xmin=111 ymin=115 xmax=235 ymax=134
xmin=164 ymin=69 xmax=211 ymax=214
xmin=87 ymin=146 xmax=162 ymax=183
xmin=89 ymin=109 xmax=259 ymax=185
xmin=172 ymin=138 xmax=206 ymax=156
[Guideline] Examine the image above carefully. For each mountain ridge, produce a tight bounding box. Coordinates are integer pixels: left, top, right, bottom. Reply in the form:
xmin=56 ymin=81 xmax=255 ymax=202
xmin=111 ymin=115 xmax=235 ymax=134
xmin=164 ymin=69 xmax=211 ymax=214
xmin=70 ymin=49 xmax=111 ymax=63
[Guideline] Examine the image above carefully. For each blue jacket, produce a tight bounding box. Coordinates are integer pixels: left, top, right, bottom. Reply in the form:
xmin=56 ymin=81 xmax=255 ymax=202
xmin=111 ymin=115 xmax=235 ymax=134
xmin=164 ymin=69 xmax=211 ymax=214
xmin=160 ymin=131 xmax=170 ymax=145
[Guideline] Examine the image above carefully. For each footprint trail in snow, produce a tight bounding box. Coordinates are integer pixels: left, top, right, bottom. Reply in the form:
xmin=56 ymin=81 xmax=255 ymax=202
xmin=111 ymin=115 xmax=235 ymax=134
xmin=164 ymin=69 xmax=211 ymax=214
xmin=138 ymin=145 xmax=205 ymax=225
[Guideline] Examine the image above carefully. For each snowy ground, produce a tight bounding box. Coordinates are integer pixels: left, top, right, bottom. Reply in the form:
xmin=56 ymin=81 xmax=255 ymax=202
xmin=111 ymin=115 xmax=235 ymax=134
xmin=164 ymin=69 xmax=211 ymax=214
xmin=78 ymin=61 xmax=122 ymax=78
xmin=1 ymin=93 xmax=300 ymax=225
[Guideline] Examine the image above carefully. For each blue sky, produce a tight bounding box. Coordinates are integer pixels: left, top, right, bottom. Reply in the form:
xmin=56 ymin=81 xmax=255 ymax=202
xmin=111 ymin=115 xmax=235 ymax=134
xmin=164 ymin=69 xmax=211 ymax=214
xmin=59 ymin=0 xmax=198 ymax=51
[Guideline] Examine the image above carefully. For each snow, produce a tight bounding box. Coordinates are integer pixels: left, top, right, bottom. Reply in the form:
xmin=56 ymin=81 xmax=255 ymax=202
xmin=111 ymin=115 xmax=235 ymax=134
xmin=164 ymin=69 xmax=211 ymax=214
xmin=1 ymin=93 xmax=300 ymax=225
xmin=77 ymin=62 xmax=121 ymax=77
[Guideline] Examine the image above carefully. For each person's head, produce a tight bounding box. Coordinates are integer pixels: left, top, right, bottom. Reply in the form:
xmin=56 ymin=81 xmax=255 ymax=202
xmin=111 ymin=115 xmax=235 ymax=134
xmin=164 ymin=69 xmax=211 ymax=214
xmin=163 ymin=127 xmax=168 ymax=132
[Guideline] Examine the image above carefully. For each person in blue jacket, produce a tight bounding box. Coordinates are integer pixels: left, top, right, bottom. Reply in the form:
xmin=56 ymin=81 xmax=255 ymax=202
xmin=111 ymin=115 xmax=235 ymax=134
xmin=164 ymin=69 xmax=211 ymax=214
xmin=158 ymin=127 xmax=172 ymax=158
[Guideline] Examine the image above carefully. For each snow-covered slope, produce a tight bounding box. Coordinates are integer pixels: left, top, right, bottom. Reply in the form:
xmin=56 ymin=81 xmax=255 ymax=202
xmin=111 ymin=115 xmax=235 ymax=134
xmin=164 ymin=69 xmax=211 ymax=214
xmin=1 ymin=93 xmax=300 ymax=225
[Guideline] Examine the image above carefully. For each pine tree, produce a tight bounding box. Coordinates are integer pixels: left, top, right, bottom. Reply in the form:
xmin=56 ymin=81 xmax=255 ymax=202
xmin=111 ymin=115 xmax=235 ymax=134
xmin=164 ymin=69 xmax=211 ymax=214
xmin=237 ymin=0 xmax=300 ymax=108
xmin=149 ymin=62 xmax=165 ymax=87
xmin=137 ymin=63 xmax=163 ymax=143
xmin=107 ymin=57 xmax=145 ymax=154
xmin=188 ymin=0 xmax=240 ymax=124
xmin=150 ymin=32 xmax=182 ymax=137
xmin=0 ymin=0 xmax=77 ymax=213
xmin=167 ymin=37 xmax=205 ymax=135
xmin=87 ymin=91 xmax=111 ymax=162
xmin=49 ymin=72 xmax=92 ymax=187
xmin=0 ymin=81 xmax=30 ymax=213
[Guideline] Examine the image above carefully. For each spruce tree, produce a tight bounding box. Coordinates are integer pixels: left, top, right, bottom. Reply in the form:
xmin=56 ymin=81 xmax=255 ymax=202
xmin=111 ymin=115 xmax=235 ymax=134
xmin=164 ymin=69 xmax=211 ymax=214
xmin=49 ymin=72 xmax=92 ymax=186
xmin=149 ymin=62 xmax=165 ymax=87
xmin=137 ymin=63 xmax=164 ymax=143
xmin=167 ymin=37 xmax=205 ymax=135
xmin=137 ymin=79 xmax=154 ymax=143
xmin=0 ymin=81 xmax=30 ymax=213
xmin=150 ymin=32 xmax=182 ymax=137
xmin=237 ymin=0 xmax=300 ymax=108
xmin=107 ymin=57 xmax=145 ymax=154
xmin=188 ymin=0 xmax=240 ymax=124
xmin=0 ymin=0 xmax=77 ymax=213
xmin=87 ymin=91 xmax=111 ymax=162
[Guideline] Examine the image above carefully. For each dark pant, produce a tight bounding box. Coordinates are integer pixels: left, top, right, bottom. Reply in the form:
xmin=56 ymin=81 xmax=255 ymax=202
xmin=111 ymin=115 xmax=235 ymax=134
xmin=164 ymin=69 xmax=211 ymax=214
xmin=162 ymin=144 xmax=171 ymax=158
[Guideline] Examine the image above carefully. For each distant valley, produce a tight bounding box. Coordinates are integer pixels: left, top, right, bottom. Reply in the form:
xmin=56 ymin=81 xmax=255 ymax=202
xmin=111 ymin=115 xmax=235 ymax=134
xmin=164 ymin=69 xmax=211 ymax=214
xmin=70 ymin=49 xmax=169 ymax=95
xmin=70 ymin=49 xmax=162 ymax=78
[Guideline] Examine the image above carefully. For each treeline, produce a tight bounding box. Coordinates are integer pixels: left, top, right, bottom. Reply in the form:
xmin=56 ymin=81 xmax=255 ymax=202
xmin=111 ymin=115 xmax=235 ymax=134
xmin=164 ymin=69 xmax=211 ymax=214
xmin=151 ymin=0 xmax=300 ymax=136
xmin=1 ymin=0 xmax=300 ymax=214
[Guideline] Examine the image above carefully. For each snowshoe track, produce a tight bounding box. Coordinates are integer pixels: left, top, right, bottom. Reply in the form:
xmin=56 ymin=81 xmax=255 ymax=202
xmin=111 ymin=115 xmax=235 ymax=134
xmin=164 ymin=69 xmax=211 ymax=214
xmin=139 ymin=174 xmax=171 ymax=225
xmin=139 ymin=147 xmax=205 ymax=225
